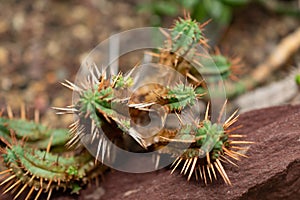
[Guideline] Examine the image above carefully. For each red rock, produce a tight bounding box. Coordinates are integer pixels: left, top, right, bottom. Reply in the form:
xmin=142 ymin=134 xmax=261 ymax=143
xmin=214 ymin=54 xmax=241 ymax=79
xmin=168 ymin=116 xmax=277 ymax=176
xmin=97 ymin=104 xmax=300 ymax=200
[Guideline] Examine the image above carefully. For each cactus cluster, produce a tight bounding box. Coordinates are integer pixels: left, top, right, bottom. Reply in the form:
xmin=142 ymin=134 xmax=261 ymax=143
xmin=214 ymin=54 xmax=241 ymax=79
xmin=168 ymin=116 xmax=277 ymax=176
xmin=0 ymin=14 xmax=251 ymax=200
xmin=60 ymin=14 xmax=250 ymax=186
xmin=0 ymin=107 xmax=106 ymax=200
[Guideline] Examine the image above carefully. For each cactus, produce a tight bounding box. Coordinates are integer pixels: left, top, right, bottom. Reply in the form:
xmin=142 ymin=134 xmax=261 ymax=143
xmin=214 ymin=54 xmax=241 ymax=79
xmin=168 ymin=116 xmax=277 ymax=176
xmin=147 ymin=14 xmax=242 ymax=93
xmin=0 ymin=14 xmax=251 ymax=200
xmin=57 ymin=15 xmax=250 ymax=186
xmin=165 ymin=105 xmax=251 ymax=184
xmin=0 ymin=107 xmax=107 ymax=200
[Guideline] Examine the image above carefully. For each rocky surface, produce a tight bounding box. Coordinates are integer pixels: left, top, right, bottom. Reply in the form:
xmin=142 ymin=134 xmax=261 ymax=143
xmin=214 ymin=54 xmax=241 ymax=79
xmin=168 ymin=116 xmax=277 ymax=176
xmin=94 ymin=104 xmax=300 ymax=200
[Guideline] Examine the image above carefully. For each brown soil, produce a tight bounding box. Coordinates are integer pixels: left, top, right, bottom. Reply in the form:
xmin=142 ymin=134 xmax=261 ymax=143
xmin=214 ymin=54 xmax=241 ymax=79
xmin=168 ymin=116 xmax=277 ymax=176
xmin=0 ymin=1 xmax=299 ymax=119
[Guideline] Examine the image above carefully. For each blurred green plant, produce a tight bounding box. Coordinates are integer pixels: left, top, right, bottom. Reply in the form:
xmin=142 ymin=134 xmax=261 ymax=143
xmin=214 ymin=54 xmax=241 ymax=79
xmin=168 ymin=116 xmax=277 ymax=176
xmin=138 ymin=0 xmax=299 ymax=26
xmin=296 ymin=74 xmax=300 ymax=86
xmin=137 ymin=0 xmax=250 ymax=26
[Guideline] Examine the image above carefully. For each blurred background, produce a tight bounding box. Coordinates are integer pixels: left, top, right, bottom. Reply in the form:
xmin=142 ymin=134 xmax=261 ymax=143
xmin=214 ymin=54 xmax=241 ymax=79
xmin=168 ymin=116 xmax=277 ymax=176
xmin=0 ymin=0 xmax=299 ymax=125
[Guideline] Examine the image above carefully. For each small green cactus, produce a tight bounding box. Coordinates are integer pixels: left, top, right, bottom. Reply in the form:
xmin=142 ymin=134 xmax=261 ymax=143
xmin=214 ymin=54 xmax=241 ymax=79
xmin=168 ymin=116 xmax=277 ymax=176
xmin=0 ymin=109 xmax=107 ymax=200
